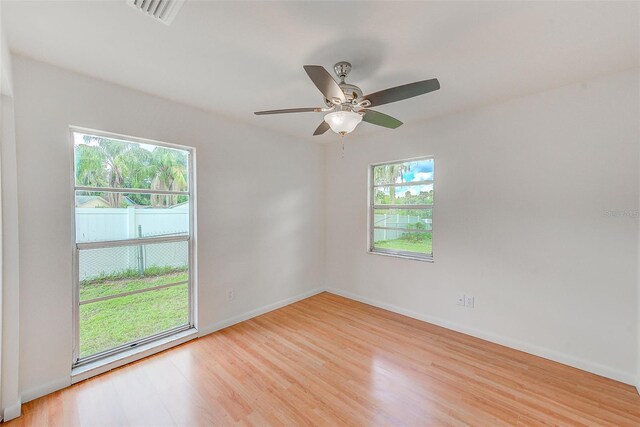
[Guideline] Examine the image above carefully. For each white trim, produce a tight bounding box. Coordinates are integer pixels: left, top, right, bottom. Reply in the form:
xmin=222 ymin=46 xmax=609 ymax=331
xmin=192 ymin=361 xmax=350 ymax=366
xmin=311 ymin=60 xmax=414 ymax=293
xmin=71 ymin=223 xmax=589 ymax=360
xmin=2 ymin=399 xmax=22 ymax=421
xmin=373 ymin=226 xmax=432 ymax=233
xmin=13 ymin=287 xmax=637 ymax=406
xmin=74 ymin=325 xmax=192 ymax=367
xmin=21 ymin=376 xmax=70 ymax=404
xmin=371 ymin=155 xmax=434 ymax=168
xmin=71 ymin=328 xmax=198 ymax=384
xmin=199 ymin=287 xmax=325 ymax=336
xmin=75 ymin=231 xmax=189 ymax=250
xmin=70 ymin=127 xmax=80 ymax=364
xmin=70 ymin=125 xmax=192 ymax=152
xmin=79 ymin=280 xmax=189 ymax=305
xmin=373 ymin=204 xmax=433 ymax=209
xmin=372 ymin=180 xmax=433 ymax=188
xmin=325 ymin=287 xmax=636 ymax=386
xmin=367 ymin=249 xmax=434 ymax=263
xmin=1 ymin=96 xmax=21 ymax=422
xmin=71 ymin=127 xmax=196 ymax=365
xmin=75 ymin=186 xmax=189 ymax=196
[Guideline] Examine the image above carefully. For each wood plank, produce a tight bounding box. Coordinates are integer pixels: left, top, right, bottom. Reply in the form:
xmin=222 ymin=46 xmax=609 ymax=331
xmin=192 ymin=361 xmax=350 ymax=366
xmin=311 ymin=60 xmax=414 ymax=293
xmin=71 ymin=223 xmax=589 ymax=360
xmin=4 ymin=292 xmax=639 ymax=426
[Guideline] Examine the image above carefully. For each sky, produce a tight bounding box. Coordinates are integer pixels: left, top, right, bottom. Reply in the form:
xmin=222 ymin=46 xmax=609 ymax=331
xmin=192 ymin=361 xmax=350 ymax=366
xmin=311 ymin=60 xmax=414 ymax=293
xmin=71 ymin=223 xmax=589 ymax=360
xmin=374 ymin=159 xmax=434 ymax=197
xmin=401 ymin=159 xmax=434 ymax=183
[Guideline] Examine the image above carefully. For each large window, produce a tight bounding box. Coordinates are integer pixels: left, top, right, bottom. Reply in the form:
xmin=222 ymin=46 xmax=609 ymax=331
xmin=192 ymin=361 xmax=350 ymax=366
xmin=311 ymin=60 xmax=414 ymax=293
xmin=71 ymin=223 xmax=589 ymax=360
xmin=72 ymin=128 xmax=195 ymax=365
xmin=369 ymin=157 xmax=433 ymax=261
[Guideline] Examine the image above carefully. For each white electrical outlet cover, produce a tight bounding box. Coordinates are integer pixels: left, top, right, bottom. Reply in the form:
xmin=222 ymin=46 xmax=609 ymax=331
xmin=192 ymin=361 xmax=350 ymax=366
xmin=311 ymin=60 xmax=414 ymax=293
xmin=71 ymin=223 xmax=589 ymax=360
xmin=465 ymin=295 xmax=474 ymax=308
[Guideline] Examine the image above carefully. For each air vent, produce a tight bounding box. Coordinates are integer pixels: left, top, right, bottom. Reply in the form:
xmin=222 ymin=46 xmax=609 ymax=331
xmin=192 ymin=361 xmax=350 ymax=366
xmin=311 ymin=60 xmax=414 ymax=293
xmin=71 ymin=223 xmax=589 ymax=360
xmin=126 ymin=0 xmax=185 ymax=25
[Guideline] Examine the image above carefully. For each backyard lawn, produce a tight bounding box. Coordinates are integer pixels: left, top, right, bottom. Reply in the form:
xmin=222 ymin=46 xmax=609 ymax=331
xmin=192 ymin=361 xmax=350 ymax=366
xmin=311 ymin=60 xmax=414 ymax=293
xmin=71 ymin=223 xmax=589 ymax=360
xmin=79 ymin=271 xmax=189 ymax=358
xmin=375 ymin=237 xmax=432 ymax=254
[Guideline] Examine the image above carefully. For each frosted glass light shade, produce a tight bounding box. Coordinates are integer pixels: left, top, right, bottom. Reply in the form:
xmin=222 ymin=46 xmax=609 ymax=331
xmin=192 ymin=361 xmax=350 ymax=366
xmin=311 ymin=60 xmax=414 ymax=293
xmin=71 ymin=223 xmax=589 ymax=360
xmin=324 ymin=111 xmax=363 ymax=136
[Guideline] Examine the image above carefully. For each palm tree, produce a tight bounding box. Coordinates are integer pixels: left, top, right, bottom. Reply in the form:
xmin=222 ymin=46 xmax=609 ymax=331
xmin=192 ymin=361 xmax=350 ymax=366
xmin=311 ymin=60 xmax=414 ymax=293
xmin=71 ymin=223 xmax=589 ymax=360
xmin=76 ymin=136 xmax=153 ymax=207
xmin=75 ymin=143 xmax=108 ymax=188
xmin=150 ymin=148 xmax=188 ymax=207
xmin=374 ymin=163 xmax=410 ymax=203
xmin=76 ymin=136 xmax=188 ymax=208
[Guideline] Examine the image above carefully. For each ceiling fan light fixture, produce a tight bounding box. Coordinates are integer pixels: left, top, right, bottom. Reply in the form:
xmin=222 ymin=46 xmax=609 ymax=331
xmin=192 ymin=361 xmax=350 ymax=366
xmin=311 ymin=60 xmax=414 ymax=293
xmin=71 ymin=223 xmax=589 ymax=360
xmin=324 ymin=110 xmax=362 ymax=136
xmin=254 ymin=62 xmax=440 ymax=137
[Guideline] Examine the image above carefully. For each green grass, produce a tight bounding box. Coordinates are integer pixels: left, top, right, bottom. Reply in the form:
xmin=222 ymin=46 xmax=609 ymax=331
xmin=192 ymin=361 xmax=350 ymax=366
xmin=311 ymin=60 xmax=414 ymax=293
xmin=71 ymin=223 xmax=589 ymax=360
xmin=375 ymin=237 xmax=432 ymax=254
xmin=80 ymin=265 xmax=187 ymax=286
xmin=80 ymin=271 xmax=188 ymax=301
xmin=79 ymin=272 xmax=189 ymax=358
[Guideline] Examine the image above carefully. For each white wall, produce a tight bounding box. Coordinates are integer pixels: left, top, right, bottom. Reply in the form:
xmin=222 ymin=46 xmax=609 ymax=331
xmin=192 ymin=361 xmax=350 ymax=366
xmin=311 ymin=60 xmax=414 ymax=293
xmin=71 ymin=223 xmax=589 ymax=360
xmin=1 ymin=93 xmax=20 ymax=421
xmin=11 ymin=56 xmax=325 ymax=400
xmin=0 ymin=7 xmax=21 ymax=419
xmin=325 ymin=69 xmax=640 ymax=384
xmin=6 ymin=56 xmax=640 ymax=405
xmin=0 ymin=14 xmax=12 ymax=97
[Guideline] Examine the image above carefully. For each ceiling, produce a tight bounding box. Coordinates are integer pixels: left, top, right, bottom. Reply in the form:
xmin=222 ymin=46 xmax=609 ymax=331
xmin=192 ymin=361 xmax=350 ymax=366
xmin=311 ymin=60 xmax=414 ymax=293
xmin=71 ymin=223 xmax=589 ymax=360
xmin=3 ymin=1 xmax=639 ymax=140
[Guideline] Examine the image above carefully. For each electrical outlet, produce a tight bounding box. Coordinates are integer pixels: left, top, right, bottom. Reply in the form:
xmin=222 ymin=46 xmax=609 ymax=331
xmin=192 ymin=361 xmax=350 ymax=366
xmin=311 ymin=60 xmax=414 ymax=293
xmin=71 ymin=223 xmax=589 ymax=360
xmin=465 ymin=295 xmax=474 ymax=308
xmin=456 ymin=293 xmax=465 ymax=306
xmin=226 ymin=289 xmax=235 ymax=302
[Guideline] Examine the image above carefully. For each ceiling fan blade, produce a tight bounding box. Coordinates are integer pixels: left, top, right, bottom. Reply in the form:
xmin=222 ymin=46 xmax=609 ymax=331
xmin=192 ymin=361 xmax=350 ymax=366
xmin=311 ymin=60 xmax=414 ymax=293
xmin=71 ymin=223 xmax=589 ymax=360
xmin=362 ymin=109 xmax=403 ymax=129
xmin=313 ymin=121 xmax=330 ymax=136
xmin=361 ymin=78 xmax=440 ymax=107
xmin=303 ymin=65 xmax=346 ymax=104
xmin=254 ymin=107 xmax=322 ymax=115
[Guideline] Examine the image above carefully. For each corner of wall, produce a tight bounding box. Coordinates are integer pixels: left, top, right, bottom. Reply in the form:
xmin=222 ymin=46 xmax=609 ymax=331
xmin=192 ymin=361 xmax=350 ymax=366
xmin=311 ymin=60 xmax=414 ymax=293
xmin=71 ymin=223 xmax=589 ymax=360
xmin=321 ymin=142 xmax=330 ymax=291
xmin=199 ymin=287 xmax=325 ymax=336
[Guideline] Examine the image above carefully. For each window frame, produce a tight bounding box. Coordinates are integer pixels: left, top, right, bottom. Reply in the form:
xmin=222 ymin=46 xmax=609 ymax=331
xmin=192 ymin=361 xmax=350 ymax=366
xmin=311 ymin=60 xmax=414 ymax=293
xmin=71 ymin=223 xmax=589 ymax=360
xmin=368 ymin=155 xmax=434 ymax=262
xmin=70 ymin=126 xmax=197 ymax=367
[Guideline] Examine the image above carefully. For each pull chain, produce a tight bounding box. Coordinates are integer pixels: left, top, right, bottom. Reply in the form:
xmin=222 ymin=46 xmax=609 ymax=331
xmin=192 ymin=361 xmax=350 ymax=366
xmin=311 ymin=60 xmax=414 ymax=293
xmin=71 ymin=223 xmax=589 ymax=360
xmin=341 ymin=138 xmax=345 ymax=158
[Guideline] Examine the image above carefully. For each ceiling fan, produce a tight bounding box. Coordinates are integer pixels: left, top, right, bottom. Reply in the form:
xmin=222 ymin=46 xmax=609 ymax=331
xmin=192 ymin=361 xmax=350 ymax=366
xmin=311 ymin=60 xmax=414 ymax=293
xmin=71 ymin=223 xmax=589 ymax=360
xmin=254 ymin=61 xmax=440 ymax=136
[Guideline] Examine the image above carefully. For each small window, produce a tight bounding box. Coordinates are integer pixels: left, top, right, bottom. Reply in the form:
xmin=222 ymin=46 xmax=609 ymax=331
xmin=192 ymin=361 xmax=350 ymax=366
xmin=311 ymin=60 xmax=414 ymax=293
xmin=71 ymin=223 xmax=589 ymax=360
xmin=369 ymin=157 xmax=433 ymax=261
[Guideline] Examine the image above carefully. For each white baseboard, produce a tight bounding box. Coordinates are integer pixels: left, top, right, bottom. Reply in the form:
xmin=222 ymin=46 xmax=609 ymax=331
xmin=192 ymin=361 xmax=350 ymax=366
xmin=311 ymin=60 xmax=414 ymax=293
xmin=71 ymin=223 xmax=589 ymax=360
xmin=3 ymin=398 xmax=22 ymax=422
xmin=325 ymin=287 xmax=636 ymax=386
xmin=21 ymin=376 xmax=71 ymax=404
xmin=14 ymin=286 xmax=637 ymax=408
xmin=199 ymin=287 xmax=325 ymax=336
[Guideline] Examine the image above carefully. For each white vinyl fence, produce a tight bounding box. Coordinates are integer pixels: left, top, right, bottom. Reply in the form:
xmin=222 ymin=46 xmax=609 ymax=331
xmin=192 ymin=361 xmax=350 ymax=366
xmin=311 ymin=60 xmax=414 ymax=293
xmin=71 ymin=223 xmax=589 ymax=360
xmin=77 ymin=206 xmax=189 ymax=281
xmin=373 ymin=213 xmax=432 ymax=242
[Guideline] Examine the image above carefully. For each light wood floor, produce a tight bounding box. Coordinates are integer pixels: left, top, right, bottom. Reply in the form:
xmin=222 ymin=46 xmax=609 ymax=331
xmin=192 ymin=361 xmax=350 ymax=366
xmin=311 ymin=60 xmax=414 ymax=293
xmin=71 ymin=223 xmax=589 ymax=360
xmin=5 ymin=292 xmax=640 ymax=426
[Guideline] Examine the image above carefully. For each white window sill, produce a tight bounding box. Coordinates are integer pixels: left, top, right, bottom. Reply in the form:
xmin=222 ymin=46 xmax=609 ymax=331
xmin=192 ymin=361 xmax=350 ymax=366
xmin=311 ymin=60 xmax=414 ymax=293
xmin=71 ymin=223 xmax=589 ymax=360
xmin=71 ymin=328 xmax=198 ymax=384
xmin=367 ymin=249 xmax=434 ymax=263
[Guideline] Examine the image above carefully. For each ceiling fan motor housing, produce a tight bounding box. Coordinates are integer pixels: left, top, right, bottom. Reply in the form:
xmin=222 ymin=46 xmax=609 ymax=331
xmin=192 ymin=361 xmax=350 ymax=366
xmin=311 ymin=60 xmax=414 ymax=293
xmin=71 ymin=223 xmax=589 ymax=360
xmin=324 ymin=83 xmax=363 ymax=107
xmin=323 ymin=62 xmax=363 ymax=107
